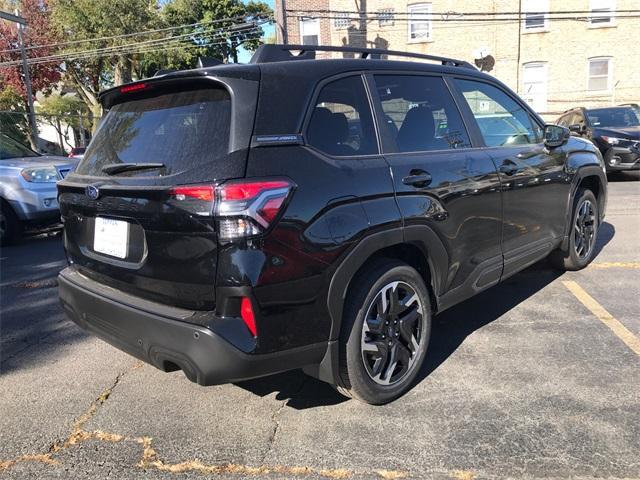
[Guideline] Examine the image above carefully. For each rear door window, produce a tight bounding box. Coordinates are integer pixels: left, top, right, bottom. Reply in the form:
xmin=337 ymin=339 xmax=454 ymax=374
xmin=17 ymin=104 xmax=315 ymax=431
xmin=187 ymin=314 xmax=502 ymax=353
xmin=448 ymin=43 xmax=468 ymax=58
xmin=76 ymin=88 xmax=231 ymax=177
xmin=306 ymin=76 xmax=378 ymax=157
xmin=374 ymin=75 xmax=471 ymax=152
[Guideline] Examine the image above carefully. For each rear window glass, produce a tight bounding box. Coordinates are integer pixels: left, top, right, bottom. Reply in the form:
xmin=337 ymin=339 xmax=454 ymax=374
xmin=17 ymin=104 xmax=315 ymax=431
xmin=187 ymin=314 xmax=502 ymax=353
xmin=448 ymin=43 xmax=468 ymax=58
xmin=76 ymin=88 xmax=231 ymax=176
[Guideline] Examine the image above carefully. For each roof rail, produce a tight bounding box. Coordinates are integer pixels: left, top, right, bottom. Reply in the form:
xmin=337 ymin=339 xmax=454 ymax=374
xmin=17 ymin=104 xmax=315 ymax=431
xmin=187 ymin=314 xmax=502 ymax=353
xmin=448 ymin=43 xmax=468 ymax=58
xmin=250 ymin=44 xmax=476 ymax=69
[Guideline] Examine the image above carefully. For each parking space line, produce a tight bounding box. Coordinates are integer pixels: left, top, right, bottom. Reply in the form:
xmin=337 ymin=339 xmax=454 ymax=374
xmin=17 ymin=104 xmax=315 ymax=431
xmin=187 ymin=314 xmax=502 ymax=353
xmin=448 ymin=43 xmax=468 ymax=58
xmin=563 ymin=280 xmax=640 ymax=356
xmin=588 ymin=262 xmax=640 ymax=269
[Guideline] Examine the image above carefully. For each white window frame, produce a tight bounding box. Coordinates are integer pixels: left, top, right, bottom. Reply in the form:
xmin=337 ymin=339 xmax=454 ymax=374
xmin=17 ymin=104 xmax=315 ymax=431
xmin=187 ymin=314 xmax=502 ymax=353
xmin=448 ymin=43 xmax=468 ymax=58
xmin=522 ymin=0 xmax=549 ymax=32
xmin=589 ymin=0 xmax=616 ymax=26
xmin=408 ymin=3 xmax=432 ymax=43
xmin=334 ymin=12 xmax=350 ymax=29
xmin=587 ymin=57 xmax=613 ymax=92
xmin=377 ymin=8 xmax=395 ymax=27
xmin=522 ymin=62 xmax=548 ymax=113
xmin=299 ymin=17 xmax=320 ymax=45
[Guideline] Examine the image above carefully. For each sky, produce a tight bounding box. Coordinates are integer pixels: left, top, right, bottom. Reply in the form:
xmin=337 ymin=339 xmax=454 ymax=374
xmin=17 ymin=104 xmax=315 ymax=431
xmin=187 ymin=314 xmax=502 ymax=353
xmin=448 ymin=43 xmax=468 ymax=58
xmin=237 ymin=0 xmax=275 ymax=62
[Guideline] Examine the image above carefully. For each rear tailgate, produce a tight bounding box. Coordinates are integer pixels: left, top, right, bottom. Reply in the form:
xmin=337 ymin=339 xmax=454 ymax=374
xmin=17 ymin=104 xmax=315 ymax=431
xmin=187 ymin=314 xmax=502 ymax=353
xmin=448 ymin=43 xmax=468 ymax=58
xmin=58 ymin=70 xmax=259 ymax=310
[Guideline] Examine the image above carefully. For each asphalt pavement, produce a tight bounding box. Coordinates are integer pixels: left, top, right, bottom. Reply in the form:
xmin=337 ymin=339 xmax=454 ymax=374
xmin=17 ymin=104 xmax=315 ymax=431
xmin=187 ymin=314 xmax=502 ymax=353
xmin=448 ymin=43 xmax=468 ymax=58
xmin=1 ymin=171 xmax=638 ymax=479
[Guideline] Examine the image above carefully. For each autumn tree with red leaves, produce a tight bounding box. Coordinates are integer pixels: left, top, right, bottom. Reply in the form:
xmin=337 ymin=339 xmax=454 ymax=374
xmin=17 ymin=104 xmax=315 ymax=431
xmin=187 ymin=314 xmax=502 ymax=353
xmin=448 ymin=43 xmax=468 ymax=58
xmin=0 ymin=0 xmax=61 ymax=145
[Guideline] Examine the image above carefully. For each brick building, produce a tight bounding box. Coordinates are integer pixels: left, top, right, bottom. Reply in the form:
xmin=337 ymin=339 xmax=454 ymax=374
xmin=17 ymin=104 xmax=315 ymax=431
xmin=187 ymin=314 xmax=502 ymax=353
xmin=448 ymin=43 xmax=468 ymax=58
xmin=275 ymin=0 xmax=640 ymax=119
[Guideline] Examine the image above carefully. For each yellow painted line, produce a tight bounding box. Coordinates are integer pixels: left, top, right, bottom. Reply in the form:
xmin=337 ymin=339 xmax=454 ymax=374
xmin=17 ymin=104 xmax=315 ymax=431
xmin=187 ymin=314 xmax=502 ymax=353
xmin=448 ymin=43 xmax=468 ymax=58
xmin=563 ymin=281 xmax=640 ymax=356
xmin=589 ymin=262 xmax=640 ymax=269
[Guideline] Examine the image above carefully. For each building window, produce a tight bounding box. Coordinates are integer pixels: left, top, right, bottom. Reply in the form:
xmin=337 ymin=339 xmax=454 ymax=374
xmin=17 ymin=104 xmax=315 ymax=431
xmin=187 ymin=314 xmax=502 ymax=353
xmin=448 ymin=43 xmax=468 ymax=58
xmin=334 ymin=12 xmax=350 ymax=29
xmin=589 ymin=0 xmax=615 ymax=25
xmin=523 ymin=0 xmax=548 ymax=31
xmin=522 ymin=63 xmax=548 ymax=113
xmin=377 ymin=8 xmax=395 ymax=27
xmin=299 ymin=17 xmax=320 ymax=45
xmin=408 ymin=4 xmax=432 ymax=42
xmin=588 ymin=58 xmax=612 ymax=91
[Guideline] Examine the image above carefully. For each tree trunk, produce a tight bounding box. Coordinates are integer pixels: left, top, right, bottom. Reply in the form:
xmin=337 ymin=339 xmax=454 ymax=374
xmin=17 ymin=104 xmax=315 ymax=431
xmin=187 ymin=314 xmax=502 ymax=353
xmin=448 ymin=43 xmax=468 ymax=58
xmin=114 ymin=56 xmax=133 ymax=85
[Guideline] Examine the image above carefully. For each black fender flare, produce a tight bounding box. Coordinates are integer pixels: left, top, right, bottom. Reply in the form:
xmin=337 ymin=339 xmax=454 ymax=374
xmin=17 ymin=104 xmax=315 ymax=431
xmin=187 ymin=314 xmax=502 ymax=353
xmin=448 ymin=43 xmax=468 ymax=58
xmin=326 ymin=225 xmax=448 ymax=342
xmin=305 ymin=225 xmax=449 ymax=385
xmin=561 ymin=156 xmax=607 ymax=250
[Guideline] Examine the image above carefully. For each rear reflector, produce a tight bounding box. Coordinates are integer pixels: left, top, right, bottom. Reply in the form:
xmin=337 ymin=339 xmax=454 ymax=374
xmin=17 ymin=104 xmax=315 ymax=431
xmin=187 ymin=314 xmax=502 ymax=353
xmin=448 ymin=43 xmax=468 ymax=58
xmin=240 ymin=297 xmax=257 ymax=337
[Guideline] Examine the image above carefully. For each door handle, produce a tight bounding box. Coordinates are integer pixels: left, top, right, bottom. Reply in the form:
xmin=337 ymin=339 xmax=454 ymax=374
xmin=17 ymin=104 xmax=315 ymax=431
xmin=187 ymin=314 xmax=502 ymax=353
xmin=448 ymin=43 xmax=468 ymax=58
xmin=402 ymin=170 xmax=432 ymax=188
xmin=499 ymin=160 xmax=519 ymax=176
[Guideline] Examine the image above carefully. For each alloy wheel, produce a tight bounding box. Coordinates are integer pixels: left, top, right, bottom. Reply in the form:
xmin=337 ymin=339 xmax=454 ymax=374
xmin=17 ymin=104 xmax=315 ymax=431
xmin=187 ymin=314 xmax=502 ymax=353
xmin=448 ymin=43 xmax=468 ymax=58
xmin=574 ymin=199 xmax=596 ymax=259
xmin=360 ymin=281 xmax=425 ymax=386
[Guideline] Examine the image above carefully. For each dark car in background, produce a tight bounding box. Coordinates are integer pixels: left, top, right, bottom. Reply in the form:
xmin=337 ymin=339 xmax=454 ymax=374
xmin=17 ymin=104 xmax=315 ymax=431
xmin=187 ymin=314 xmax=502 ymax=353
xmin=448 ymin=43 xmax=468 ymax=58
xmin=557 ymin=106 xmax=640 ymax=173
xmin=58 ymin=44 xmax=607 ymax=404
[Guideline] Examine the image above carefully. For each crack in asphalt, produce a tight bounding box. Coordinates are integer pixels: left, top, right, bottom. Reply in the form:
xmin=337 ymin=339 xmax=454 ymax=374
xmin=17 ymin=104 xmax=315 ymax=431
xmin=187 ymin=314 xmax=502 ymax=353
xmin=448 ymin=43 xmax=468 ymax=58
xmin=260 ymin=375 xmax=309 ymax=466
xmin=0 ymin=363 xmax=409 ymax=479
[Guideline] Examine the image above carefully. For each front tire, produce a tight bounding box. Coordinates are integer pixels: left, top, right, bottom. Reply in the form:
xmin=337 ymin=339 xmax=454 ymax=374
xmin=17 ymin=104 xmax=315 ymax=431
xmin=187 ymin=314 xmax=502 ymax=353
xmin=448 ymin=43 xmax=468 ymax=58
xmin=337 ymin=259 xmax=431 ymax=405
xmin=0 ymin=202 xmax=22 ymax=247
xmin=549 ymin=188 xmax=599 ymax=271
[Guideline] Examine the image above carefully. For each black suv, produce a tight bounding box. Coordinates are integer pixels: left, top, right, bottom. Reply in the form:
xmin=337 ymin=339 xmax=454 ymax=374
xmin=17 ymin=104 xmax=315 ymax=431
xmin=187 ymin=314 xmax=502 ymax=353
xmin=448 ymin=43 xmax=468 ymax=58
xmin=58 ymin=45 xmax=607 ymax=404
xmin=557 ymin=105 xmax=640 ymax=172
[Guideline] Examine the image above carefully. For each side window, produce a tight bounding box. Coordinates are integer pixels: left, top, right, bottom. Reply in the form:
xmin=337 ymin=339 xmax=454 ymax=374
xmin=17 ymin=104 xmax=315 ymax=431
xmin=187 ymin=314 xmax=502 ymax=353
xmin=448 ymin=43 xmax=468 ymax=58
xmin=306 ymin=76 xmax=377 ymax=157
xmin=454 ymin=79 xmax=543 ymax=147
xmin=374 ymin=75 xmax=471 ymax=153
xmin=558 ymin=113 xmax=573 ymax=127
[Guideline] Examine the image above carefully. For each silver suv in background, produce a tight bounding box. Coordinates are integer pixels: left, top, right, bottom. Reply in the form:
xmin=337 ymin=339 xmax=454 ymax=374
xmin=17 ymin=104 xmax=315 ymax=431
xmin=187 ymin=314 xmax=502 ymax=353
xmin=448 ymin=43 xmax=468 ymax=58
xmin=0 ymin=134 xmax=76 ymax=245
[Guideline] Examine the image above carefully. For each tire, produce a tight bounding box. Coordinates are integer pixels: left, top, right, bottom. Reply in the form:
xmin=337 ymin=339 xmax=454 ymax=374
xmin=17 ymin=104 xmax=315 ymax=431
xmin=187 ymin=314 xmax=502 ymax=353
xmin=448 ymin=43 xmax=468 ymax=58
xmin=549 ymin=188 xmax=599 ymax=271
xmin=337 ymin=258 xmax=432 ymax=405
xmin=0 ymin=201 xmax=23 ymax=247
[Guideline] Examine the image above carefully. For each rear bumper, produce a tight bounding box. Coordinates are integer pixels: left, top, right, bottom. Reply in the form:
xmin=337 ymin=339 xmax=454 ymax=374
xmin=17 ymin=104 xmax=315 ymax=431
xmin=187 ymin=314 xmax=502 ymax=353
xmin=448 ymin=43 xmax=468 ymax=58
xmin=58 ymin=268 xmax=326 ymax=385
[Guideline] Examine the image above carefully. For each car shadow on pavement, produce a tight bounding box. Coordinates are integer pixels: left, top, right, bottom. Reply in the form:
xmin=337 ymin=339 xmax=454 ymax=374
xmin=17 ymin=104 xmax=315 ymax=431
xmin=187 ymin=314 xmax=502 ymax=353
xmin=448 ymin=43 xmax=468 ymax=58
xmin=236 ymin=222 xmax=615 ymax=409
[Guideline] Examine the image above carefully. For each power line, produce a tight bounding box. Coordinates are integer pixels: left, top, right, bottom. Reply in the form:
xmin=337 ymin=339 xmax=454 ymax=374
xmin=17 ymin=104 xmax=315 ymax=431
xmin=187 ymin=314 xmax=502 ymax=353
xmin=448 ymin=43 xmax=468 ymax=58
xmin=286 ymin=8 xmax=640 ymax=16
xmin=286 ymin=13 xmax=640 ymax=23
xmin=0 ymin=14 xmax=272 ymax=55
xmin=0 ymin=21 xmax=270 ymax=67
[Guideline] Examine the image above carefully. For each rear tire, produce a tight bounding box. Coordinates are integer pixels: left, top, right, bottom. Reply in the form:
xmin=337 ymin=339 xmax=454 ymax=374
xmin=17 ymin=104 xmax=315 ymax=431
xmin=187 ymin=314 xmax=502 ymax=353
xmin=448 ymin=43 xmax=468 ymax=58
xmin=337 ymin=259 xmax=431 ymax=405
xmin=0 ymin=201 xmax=22 ymax=247
xmin=549 ymin=188 xmax=599 ymax=271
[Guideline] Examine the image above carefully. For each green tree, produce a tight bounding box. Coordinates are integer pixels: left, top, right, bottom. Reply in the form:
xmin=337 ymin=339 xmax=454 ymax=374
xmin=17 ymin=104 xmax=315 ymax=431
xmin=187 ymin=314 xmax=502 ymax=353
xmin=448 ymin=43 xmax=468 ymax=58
xmin=0 ymin=86 xmax=29 ymax=144
xmin=156 ymin=0 xmax=272 ymax=69
xmin=50 ymin=0 xmax=161 ymax=131
xmin=36 ymin=94 xmax=89 ymax=150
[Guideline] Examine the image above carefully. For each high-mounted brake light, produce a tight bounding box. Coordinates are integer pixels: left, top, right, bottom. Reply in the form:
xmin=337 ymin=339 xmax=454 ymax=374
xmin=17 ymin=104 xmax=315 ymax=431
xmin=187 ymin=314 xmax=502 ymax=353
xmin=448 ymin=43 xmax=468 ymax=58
xmin=120 ymin=82 xmax=148 ymax=93
xmin=240 ymin=297 xmax=257 ymax=337
xmin=215 ymin=179 xmax=294 ymax=241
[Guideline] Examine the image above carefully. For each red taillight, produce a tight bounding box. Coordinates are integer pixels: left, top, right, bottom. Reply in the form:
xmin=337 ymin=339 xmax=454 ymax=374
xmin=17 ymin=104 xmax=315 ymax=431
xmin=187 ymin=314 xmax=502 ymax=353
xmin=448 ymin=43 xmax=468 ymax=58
xmin=168 ymin=184 xmax=215 ymax=216
xmin=170 ymin=185 xmax=214 ymax=202
xmin=240 ymin=297 xmax=257 ymax=336
xmin=120 ymin=82 xmax=148 ymax=93
xmin=220 ymin=181 xmax=290 ymax=201
xmin=215 ymin=179 xmax=294 ymax=241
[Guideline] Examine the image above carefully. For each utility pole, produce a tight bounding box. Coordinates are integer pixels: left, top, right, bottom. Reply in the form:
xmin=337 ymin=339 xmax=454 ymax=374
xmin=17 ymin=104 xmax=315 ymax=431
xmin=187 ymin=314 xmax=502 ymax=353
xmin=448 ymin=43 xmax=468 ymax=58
xmin=0 ymin=11 xmax=39 ymax=151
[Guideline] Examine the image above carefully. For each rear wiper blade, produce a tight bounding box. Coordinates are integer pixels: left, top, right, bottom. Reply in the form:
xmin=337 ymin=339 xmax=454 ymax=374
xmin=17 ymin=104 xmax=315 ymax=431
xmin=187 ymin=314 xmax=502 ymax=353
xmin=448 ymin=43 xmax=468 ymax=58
xmin=101 ymin=162 xmax=165 ymax=175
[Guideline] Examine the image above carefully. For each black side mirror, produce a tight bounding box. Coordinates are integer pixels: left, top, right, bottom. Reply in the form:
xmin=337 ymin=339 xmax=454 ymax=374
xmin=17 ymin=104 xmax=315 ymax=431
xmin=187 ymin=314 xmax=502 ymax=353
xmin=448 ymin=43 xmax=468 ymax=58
xmin=568 ymin=123 xmax=584 ymax=135
xmin=544 ymin=124 xmax=570 ymax=149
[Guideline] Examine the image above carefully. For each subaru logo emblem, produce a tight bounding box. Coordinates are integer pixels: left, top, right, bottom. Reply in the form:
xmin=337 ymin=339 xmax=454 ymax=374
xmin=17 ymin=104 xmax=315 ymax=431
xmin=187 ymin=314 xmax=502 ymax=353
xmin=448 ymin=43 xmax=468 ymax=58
xmin=86 ymin=185 xmax=100 ymax=200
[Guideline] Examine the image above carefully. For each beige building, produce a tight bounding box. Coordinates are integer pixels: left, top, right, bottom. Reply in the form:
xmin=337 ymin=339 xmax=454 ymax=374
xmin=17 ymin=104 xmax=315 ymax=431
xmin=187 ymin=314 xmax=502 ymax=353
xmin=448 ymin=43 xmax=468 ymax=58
xmin=275 ymin=0 xmax=640 ymax=119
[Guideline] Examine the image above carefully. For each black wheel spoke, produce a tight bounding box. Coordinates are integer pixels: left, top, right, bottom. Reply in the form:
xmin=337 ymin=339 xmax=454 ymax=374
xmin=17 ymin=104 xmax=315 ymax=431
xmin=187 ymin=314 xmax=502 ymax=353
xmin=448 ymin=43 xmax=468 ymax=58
xmin=574 ymin=199 xmax=596 ymax=260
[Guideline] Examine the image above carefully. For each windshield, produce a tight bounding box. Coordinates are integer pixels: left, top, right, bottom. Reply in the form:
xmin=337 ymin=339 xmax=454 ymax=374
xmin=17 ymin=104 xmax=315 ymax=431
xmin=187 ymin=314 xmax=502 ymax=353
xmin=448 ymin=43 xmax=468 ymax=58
xmin=76 ymin=87 xmax=231 ymax=177
xmin=0 ymin=134 xmax=40 ymax=160
xmin=586 ymin=107 xmax=640 ymax=128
